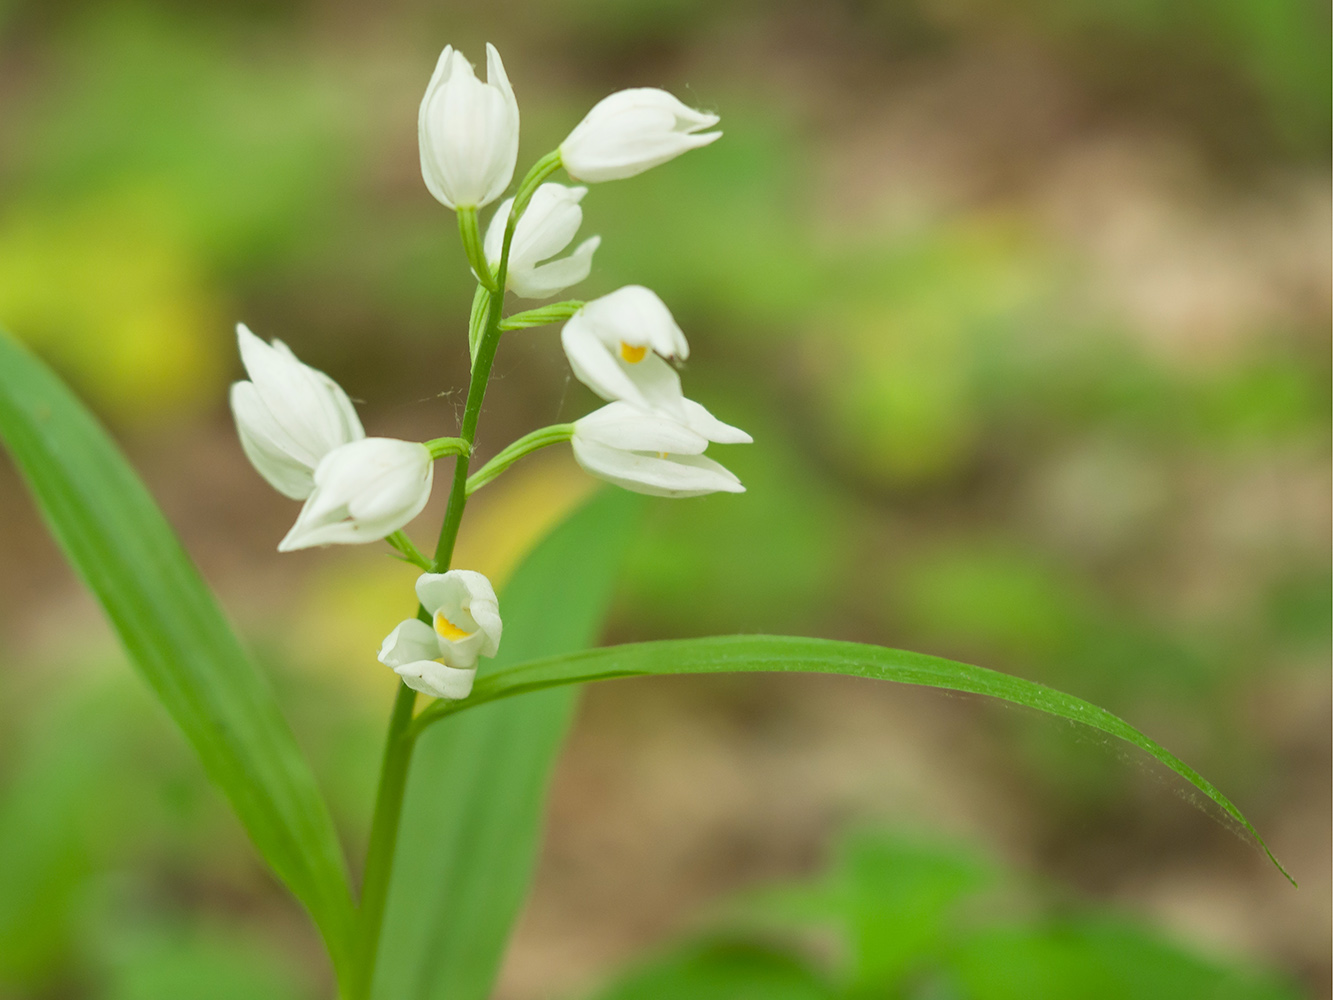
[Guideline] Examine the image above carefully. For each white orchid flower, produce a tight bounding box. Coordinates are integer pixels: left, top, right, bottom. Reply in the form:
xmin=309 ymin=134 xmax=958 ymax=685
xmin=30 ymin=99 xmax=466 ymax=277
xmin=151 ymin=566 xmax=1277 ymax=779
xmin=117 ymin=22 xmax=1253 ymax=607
xmin=571 ymin=400 xmax=750 ymax=498
xmin=229 ymin=324 xmax=364 ymax=500
xmin=279 ymin=438 xmax=433 ymax=551
xmin=377 ymin=570 xmax=502 ymax=700
xmin=483 ymin=183 xmax=600 ymax=299
xmin=419 ymin=44 xmax=520 ymax=210
xmin=560 ymin=88 xmax=721 ymax=183
xmin=561 ymin=286 xmax=691 ymax=417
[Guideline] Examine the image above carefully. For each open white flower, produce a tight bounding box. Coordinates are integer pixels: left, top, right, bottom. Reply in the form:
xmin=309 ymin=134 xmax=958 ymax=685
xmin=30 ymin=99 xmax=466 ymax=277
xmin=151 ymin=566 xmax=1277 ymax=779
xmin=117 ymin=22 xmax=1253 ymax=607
xmin=279 ymin=438 xmax=433 ymax=551
xmin=561 ymin=286 xmax=691 ymax=417
xmin=572 ymin=400 xmax=750 ymax=498
xmin=229 ymin=324 xmax=364 ymax=500
xmin=484 ymin=183 xmax=600 ymax=298
xmin=419 ymin=44 xmax=520 ymax=210
xmin=377 ymin=570 xmax=502 ymax=700
xmin=560 ymin=88 xmax=721 ymax=183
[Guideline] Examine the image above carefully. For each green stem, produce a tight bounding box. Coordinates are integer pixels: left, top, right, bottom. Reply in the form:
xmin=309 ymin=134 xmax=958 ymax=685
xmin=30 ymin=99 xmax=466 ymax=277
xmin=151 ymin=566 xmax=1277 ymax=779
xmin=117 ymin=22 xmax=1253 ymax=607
xmin=457 ymin=207 xmax=496 ymax=291
xmin=431 ymin=150 xmax=564 ymax=572
xmin=466 ymin=424 xmax=574 ymax=496
xmin=432 ymin=298 xmax=501 ymax=571
xmin=507 ymin=150 xmax=563 ymax=228
xmin=351 ymin=680 xmax=418 ymax=999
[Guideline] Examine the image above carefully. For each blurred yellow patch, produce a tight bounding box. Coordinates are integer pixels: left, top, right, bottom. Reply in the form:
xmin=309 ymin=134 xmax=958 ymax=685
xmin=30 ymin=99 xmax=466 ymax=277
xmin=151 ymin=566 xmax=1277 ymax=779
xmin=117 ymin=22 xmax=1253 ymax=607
xmin=0 ymin=192 xmax=224 ymax=424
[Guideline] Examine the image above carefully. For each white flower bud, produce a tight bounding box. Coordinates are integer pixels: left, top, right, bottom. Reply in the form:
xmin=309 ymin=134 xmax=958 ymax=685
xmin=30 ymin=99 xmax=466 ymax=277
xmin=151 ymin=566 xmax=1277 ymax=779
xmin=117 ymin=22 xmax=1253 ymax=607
xmin=278 ymin=438 xmax=433 ymax=551
xmin=561 ymin=286 xmax=691 ymax=416
xmin=377 ymin=570 xmax=503 ymax=700
xmin=572 ymin=400 xmax=750 ymax=498
xmin=484 ymin=183 xmax=600 ymax=299
xmin=229 ymin=324 xmax=364 ymax=500
xmin=559 ymin=88 xmax=720 ymax=183
xmin=419 ymin=44 xmax=520 ymax=210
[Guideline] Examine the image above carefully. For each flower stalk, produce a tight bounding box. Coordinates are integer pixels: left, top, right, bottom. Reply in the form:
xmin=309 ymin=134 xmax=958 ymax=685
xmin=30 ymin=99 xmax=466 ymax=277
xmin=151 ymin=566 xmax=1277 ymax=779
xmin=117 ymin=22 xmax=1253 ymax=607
xmin=385 ymin=530 xmax=432 ymax=570
xmin=467 ymin=423 xmax=574 ymax=495
xmin=457 ymin=207 xmax=496 ymax=291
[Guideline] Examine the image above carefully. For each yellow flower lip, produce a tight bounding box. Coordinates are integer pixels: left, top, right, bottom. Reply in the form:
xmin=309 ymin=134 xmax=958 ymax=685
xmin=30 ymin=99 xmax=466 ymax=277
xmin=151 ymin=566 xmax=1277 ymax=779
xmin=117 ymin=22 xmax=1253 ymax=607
xmin=619 ymin=342 xmax=648 ymax=364
xmin=434 ymin=609 xmax=473 ymax=642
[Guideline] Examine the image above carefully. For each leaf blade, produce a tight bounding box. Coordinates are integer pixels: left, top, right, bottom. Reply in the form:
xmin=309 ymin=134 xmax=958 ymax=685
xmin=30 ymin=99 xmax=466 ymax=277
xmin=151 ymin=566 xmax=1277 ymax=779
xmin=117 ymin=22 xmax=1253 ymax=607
xmin=427 ymin=634 xmax=1291 ymax=885
xmin=0 ymin=333 xmax=355 ymax=973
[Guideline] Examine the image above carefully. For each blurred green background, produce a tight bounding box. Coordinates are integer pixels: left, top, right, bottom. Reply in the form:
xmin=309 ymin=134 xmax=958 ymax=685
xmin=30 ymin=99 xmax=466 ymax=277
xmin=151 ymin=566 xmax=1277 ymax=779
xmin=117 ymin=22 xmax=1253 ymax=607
xmin=0 ymin=0 xmax=1327 ymax=997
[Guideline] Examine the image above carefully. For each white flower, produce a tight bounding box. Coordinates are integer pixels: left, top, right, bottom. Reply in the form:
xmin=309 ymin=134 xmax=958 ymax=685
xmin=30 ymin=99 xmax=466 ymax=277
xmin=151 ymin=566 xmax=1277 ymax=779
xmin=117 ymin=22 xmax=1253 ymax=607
xmin=560 ymin=88 xmax=721 ymax=183
xmin=484 ymin=183 xmax=600 ymax=299
xmin=229 ymin=324 xmax=364 ymax=500
xmin=419 ymin=43 xmax=520 ymax=210
xmin=279 ymin=438 xmax=433 ymax=551
xmin=572 ymin=400 xmax=750 ymax=498
xmin=377 ymin=570 xmax=503 ymax=700
xmin=561 ymin=286 xmax=691 ymax=417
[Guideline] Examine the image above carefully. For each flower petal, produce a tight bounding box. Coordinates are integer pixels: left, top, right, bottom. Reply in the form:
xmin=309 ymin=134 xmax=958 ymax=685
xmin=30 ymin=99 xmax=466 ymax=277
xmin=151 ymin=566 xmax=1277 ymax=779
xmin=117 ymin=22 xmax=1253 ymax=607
xmin=378 ymin=618 xmax=442 ymax=668
xmin=511 ymin=235 xmax=600 ymax=299
xmin=574 ymin=401 xmax=708 ymax=455
xmin=277 ymin=438 xmax=432 ymax=551
xmin=393 ymin=661 xmax=477 ymax=701
xmin=229 ymin=382 xmax=316 ymax=500
xmin=580 ymin=286 xmax=688 ymax=360
xmin=562 ymin=319 xmax=646 ymax=408
xmin=681 ymin=398 xmax=753 ymax=444
xmin=235 ymin=324 xmax=364 ymax=467
xmin=572 ymin=439 xmax=744 ymax=497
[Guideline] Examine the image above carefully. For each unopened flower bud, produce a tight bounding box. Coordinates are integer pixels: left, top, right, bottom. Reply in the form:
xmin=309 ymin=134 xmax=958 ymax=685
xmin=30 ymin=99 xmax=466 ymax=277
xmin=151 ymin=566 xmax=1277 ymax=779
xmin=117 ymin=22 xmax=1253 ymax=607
xmin=419 ymin=44 xmax=520 ymax=210
xmin=560 ymin=88 xmax=720 ymax=183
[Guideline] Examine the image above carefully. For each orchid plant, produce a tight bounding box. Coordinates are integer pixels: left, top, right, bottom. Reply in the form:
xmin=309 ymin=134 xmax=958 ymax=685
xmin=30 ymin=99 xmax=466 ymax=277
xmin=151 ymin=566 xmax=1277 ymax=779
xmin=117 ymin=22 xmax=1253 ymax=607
xmin=0 ymin=41 xmax=1291 ymax=1000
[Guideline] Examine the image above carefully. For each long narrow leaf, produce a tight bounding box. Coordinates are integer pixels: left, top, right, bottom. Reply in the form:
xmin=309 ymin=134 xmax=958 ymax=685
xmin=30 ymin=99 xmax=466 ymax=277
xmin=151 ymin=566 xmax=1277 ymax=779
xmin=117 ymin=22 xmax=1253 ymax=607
xmin=420 ymin=634 xmax=1292 ymax=885
xmin=0 ymin=333 xmax=356 ymax=974
xmin=373 ymin=490 xmax=642 ymax=1000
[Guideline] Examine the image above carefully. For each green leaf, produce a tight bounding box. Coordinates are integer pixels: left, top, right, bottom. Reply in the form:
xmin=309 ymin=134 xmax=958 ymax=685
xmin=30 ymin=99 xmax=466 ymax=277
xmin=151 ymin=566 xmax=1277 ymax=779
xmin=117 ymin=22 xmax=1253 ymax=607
xmin=0 ymin=333 xmax=355 ymax=975
xmin=420 ymin=635 xmax=1291 ymax=885
xmin=831 ymin=832 xmax=995 ymax=990
xmin=372 ymin=490 xmax=642 ymax=1000
xmin=947 ymin=916 xmax=1304 ymax=1000
xmin=585 ymin=940 xmax=838 ymax=1000
xmin=498 ymin=300 xmax=584 ymax=331
xmin=467 ymin=283 xmax=489 ymax=368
